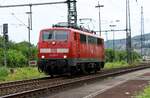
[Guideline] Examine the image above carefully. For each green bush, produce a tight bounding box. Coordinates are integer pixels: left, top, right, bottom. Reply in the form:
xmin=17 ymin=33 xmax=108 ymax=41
xmin=11 ymin=41 xmax=38 ymax=60
xmin=0 ymin=37 xmax=38 ymax=67
xmin=132 ymin=51 xmax=141 ymax=62
xmin=104 ymin=61 xmax=128 ymax=69
xmin=105 ymin=49 xmax=140 ymax=63
xmin=0 ymin=67 xmax=9 ymax=81
xmin=7 ymin=50 xmax=27 ymax=67
xmin=0 ymin=48 xmax=4 ymax=66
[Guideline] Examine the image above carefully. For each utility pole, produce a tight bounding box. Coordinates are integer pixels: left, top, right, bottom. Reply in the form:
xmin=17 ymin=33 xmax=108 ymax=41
xmin=95 ymin=1 xmax=104 ymax=36
xmin=141 ymin=6 xmax=144 ymax=57
xmin=105 ymin=32 xmax=108 ymax=48
xmin=126 ymin=0 xmax=132 ymax=64
xmin=26 ymin=5 xmax=32 ymax=65
xmin=109 ymin=24 xmax=116 ymax=62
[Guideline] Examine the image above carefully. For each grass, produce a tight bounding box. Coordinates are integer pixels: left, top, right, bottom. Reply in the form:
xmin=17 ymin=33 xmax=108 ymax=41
xmin=136 ymin=85 xmax=150 ymax=98
xmin=0 ymin=67 xmax=45 ymax=83
xmin=0 ymin=67 xmax=9 ymax=81
xmin=104 ymin=61 xmax=129 ymax=69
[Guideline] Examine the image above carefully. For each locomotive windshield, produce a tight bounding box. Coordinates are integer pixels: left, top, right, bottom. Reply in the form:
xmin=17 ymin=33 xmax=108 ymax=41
xmin=42 ymin=30 xmax=68 ymax=41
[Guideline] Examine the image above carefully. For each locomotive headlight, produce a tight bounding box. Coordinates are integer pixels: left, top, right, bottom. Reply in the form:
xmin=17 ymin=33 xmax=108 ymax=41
xmin=52 ymin=41 xmax=56 ymax=45
xmin=41 ymin=55 xmax=45 ymax=59
xmin=64 ymin=55 xmax=67 ymax=59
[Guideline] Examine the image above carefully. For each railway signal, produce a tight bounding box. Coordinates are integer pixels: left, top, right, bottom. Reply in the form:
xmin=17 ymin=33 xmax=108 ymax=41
xmin=3 ymin=23 xmax=8 ymax=67
xmin=3 ymin=24 xmax=9 ymax=42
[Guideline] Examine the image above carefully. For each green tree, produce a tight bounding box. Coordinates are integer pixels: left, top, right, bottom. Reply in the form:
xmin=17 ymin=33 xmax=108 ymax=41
xmin=105 ymin=49 xmax=114 ymax=62
xmin=0 ymin=36 xmax=4 ymax=48
xmin=0 ymin=36 xmax=38 ymax=67
xmin=132 ymin=51 xmax=141 ymax=61
xmin=0 ymin=48 xmax=4 ymax=66
xmin=7 ymin=49 xmax=27 ymax=67
xmin=105 ymin=49 xmax=140 ymax=63
xmin=10 ymin=41 xmax=37 ymax=60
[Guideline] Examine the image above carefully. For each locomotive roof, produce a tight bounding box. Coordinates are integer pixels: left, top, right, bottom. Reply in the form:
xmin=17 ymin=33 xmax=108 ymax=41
xmin=41 ymin=27 xmax=103 ymax=39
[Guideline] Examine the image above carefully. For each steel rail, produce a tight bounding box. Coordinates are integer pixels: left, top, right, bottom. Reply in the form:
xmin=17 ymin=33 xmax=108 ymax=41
xmin=0 ymin=76 xmax=65 ymax=96
xmin=0 ymin=76 xmax=50 ymax=88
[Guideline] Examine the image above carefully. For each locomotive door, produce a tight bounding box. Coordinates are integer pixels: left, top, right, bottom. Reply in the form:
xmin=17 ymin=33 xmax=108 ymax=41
xmin=74 ymin=32 xmax=80 ymax=58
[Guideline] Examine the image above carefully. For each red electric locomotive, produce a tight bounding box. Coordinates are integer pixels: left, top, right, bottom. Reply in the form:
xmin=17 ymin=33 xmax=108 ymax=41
xmin=37 ymin=26 xmax=105 ymax=76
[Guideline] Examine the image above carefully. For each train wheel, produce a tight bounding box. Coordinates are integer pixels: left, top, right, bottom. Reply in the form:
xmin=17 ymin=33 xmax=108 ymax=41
xmin=98 ymin=63 xmax=101 ymax=71
xmin=100 ymin=62 xmax=105 ymax=69
xmin=87 ymin=69 xmax=91 ymax=74
xmin=85 ymin=63 xmax=92 ymax=74
xmin=50 ymin=74 xmax=54 ymax=78
xmin=80 ymin=64 xmax=87 ymax=74
xmin=70 ymin=66 xmax=77 ymax=75
xmin=86 ymin=67 xmax=91 ymax=74
xmin=94 ymin=63 xmax=98 ymax=73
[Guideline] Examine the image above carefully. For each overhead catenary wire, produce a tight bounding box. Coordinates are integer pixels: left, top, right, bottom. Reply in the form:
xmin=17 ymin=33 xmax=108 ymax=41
xmin=0 ymin=1 xmax=68 ymax=8
xmin=11 ymin=13 xmax=28 ymax=27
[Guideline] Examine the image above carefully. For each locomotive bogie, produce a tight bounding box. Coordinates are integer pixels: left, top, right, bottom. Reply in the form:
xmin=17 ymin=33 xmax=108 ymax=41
xmin=38 ymin=58 xmax=104 ymax=75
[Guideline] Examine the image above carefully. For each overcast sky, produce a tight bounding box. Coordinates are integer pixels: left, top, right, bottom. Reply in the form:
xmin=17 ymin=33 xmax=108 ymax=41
xmin=0 ymin=0 xmax=149 ymax=44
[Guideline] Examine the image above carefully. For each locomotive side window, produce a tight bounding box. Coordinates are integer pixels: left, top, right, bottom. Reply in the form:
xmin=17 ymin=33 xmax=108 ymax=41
xmin=93 ymin=37 xmax=97 ymax=44
xmin=80 ymin=34 xmax=86 ymax=43
xmin=42 ymin=30 xmax=68 ymax=41
xmin=88 ymin=36 xmax=97 ymax=44
xmin=97 ymin=38 xmax=103 ymax=45
xmin=88 ymin=36 xmax=91 ymax=44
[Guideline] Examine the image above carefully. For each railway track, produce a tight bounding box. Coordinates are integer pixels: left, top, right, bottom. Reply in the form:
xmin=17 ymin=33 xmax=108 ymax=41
xmin=0 ymin=76 xmax=66 ymax=96
xmin=0 ymin=76 xmax=51 ymax=88
xmin=0 ymin=62 xmax=150 ymax=98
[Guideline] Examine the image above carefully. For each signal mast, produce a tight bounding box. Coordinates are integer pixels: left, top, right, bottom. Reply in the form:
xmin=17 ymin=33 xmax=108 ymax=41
xmin=67 ymin=0 xmax=77 ymax=28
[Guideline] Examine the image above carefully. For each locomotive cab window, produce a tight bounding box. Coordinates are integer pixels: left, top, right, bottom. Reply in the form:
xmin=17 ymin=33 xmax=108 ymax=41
xmin=42 ymin=31 xmax=54 ymax=40
xmin=55 ymin=31 xmax=67 ymax=40
xmin=88 ymin=36 xmax=97 ymax=44
xmin=42 ymin=30 xmax=68 ymax=41
xmin=97 ymin=38 xmax=103 ymax=45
